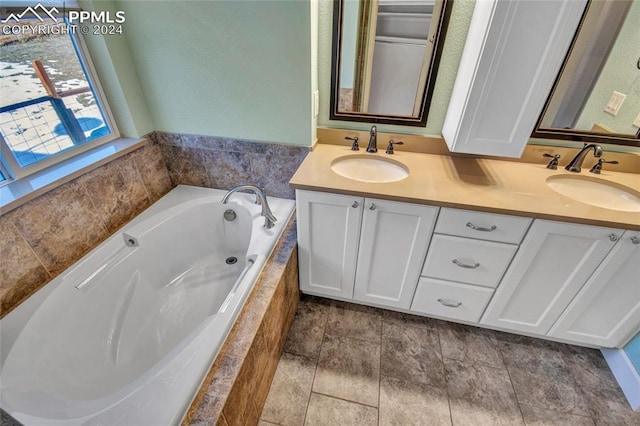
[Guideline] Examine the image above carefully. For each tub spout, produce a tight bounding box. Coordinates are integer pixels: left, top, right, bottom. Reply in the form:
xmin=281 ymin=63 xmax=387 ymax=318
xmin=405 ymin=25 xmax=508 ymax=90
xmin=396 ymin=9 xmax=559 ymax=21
xmin=222 ymin=185 xmax=277 ymax=228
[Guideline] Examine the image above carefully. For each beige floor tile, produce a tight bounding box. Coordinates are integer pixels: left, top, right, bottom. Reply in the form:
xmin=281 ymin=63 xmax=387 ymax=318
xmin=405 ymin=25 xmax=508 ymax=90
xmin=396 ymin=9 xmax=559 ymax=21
xmin=312 ymin=334 xmax=380 ymax=407
xmin=283 ymin=300 xmax=329 ymax=359
xmin=519 ymin=404 xmax=594 ymax=425
xmin=580 ymin=386 xmax=640 ymax=425
xmin=497 ymin=333 xmax=574 ymax=381
xmin=509 ymin=367 xmax=589 ymax=416
xmin=560 ymin=345 xmax=620 ymax=391
xmin=438 ymin=322 xmax=505 ymax=369
xmin=304 ymin=393 xmax=378 ymax=426
xmin=379 ymin=375 xmax=451 ymax=426
xmin=445 ymin=359 xmax=524 ymax=426
xmin=261 ymin=352 xmax=317 ymax=426
xmin=324 ymin=304 xmax=382 ymax=343
xmin=381 ymin=321 xmax=445 ymax=388
xmin=381 ymin=308 xmax=441 ymax=330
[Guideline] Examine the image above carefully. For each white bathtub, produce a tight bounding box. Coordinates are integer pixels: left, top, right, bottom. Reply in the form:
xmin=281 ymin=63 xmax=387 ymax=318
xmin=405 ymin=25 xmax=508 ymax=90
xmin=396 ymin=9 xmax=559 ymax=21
xmin=0 ymin=185 xmax=295 ymax=425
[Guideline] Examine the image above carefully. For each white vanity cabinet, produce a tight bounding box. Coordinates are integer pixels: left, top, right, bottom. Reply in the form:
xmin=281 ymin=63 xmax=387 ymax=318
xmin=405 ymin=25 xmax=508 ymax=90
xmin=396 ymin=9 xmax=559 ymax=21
xmin=296 ymin=190 xmax=438 ymax=309
xmin=549 ymin=231 xmax=640 ymax=347
xmin=481 ymin=220 xmax=621 ymax=336
xmin=296 ymin=189 xmax=639 ymax=348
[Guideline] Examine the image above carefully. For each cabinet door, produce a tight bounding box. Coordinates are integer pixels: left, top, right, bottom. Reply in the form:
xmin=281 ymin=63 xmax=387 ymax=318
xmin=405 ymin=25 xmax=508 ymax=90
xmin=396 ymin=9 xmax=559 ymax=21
xmin=353 ymin=198 xmax=438 ymax=309
xmin=296 ymin=190 xmax=363 ymax=299
xmin=549 ymin=231 xmax=640 ymax=348
xmin=481 ymin=220 xmax=620 ymax=335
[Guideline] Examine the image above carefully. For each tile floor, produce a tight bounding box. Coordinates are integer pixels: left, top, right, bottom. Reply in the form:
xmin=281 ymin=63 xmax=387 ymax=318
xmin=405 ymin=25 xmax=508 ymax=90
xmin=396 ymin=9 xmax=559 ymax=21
xmin=259 ymin=295 xmax=640 ymax=426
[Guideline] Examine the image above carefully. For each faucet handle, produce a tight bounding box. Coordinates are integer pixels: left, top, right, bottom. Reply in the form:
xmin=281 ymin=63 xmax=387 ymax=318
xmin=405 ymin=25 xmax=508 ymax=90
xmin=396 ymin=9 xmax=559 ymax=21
xmin=386 ymin=139 xmax=404 ymax=154
xmin=543 ymin=153 xmax=560 ymax=169
xmin=589 ymin=158 xmax=619 ymax=174
xmin=345 ymin=136 xmax=359 ymax=151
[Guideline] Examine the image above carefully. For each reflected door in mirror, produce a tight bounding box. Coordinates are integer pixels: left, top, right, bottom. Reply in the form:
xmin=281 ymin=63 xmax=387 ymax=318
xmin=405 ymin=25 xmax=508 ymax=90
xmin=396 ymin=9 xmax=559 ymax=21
xmin=331 ymin=0 xmax=451 ymax=126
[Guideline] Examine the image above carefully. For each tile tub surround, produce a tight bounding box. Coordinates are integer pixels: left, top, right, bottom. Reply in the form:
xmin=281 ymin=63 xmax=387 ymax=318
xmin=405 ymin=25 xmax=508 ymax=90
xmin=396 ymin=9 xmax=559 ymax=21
xmin=184 ymin=217 xmax=299 ymax=426
xmin=153 ymin=131 xmax=311 ymax=199
xmin=260 ymin=296 xmax=640 ymax=425
xmin=0 ymin=141 xmax=173 ymax=317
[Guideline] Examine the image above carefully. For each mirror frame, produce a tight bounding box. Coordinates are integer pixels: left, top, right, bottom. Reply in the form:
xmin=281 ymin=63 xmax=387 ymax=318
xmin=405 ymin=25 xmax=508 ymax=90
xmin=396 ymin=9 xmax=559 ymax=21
xmin=531 ymin=1 xmax=640 ymax=147
xmin=329 ymin=0 xmax=452 ymax=127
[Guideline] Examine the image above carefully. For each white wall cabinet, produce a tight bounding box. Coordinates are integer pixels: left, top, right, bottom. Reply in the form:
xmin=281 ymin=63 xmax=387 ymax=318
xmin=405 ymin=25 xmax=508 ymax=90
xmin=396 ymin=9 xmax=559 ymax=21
xmin=481 ymin=220 xmax=621 ymax=336
xmin=442 ymin=0 xmax=587 ymax=157
xmin=296 ymin=190 xmax=438 ymax=308
xmin=549 ymin=231 xmax=640 ymax=347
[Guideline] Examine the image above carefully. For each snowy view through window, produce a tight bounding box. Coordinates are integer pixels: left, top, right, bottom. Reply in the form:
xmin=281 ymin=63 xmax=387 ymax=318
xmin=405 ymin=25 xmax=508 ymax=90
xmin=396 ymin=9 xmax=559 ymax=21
xmin=0 ymin=19 xmax=110 ymax=169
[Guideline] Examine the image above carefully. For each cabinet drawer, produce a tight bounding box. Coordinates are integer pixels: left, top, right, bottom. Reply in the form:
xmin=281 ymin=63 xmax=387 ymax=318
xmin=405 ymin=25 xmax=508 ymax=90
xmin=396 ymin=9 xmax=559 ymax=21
xmin=422 ymin=234 xmax=517 ymax=288
xmin=411 ymin=277 xmax=494 ymax=323
xmin=435 ymin=208 xmax=531 ymax=244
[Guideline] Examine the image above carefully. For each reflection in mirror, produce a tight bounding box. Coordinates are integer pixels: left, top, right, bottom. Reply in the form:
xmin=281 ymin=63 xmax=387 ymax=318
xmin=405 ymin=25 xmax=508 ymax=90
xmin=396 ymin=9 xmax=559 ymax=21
xmin=330 ymin=0 xmax=451 ymax=126
xmin=533 ymin=0 xmax=639 ymax=147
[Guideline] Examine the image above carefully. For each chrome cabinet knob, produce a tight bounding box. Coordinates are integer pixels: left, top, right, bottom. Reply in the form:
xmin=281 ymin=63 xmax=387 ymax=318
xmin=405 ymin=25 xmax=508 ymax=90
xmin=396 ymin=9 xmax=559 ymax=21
xmin=369 ymin=203 xmax=377 ymax=210
xmin=631 ymin=236 xmax=640 ymax=245
xmin=352 ymin=201 xmax=359 ymax=208
xmin=609 ymin=233 xmax=619 ymax=242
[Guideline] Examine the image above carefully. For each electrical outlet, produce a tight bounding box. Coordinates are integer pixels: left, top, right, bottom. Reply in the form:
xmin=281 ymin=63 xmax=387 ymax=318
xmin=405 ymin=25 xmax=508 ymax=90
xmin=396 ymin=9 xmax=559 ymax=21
xmin=313 ymin=90 xmax=319 ymax=118
xmin=634 ymin=111 xmax=640 ymax=128
xmin=604 ymin=91 xmax=626 ymax=116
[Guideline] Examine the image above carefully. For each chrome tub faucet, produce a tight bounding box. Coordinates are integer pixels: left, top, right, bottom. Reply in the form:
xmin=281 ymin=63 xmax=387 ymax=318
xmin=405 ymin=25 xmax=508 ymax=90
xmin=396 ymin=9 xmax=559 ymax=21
xmin=222 ymin=185 xmax=277 ymax=228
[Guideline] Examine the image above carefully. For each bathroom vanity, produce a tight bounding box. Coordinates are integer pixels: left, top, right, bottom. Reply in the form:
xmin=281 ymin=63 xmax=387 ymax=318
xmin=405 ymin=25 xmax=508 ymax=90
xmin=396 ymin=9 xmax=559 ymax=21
xmin=290 ymin=143 xmax=640 ymax=349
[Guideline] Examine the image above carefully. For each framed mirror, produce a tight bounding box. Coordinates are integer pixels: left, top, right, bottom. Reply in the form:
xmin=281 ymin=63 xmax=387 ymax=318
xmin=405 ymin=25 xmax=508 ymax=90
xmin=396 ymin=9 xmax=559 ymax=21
xmin=532 ymin=0 xmax=640 ymax=147
xmin=330 ymin=0 xmax=452 ymax=126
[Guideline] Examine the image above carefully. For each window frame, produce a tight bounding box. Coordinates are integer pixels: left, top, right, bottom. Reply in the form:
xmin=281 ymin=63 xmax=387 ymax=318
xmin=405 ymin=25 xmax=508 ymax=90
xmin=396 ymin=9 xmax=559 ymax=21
xmin=0 ymin=11 xmax=120 ymax=183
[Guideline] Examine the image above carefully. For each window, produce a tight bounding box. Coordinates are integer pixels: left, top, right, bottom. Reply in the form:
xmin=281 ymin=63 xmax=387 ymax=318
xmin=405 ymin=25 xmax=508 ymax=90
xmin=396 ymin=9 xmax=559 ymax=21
xmin=0 ymin=2 xmax=118 ymax=183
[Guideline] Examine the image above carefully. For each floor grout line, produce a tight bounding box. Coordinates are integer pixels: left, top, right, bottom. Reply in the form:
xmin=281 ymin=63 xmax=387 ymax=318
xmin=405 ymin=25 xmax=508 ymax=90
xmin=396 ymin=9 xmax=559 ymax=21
xmin=435 ymin=320 xmax=455 ymax=426
xmin=377 ymin=312 xmax=383 ymax=426
xmin=301 ymin=302 xmax=329 ymax=426
xmin=310 ymin=390 xmax=380 ymax=410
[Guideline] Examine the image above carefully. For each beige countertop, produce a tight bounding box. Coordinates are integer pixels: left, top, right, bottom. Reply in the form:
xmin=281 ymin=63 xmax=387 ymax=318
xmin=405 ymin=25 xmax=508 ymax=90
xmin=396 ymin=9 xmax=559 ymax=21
xmin=289 ymin=144 xmax=640 ymax=231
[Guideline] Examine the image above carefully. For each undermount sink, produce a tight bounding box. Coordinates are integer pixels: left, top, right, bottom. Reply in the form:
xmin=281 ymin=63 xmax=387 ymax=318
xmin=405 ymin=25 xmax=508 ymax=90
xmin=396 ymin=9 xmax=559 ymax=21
xmin=331 ymin=155 xmax=409 ymax=183
xmin=546 ymin=175 xmax=640 ymax=212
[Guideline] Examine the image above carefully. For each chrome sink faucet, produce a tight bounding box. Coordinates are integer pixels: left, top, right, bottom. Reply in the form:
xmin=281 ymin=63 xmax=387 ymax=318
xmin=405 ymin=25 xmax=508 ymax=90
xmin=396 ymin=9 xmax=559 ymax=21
xmin=366 ymin=125 xmax=378 ymax=153
xmin=222 ymin=184 xmax=277 ymax=228
xmin=565 ymin=143 xmax=603 ymax=172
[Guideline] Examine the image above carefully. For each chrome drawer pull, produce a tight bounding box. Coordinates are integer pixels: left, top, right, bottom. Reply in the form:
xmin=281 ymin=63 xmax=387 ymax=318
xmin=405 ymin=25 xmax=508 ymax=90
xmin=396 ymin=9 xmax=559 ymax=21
xmin=438 ymin=298 xmax=462 ymax=308
xmin=452 ymin=259 xmax=480 ymax=269
xmin=466 ymin=222 xmax=497 ymax=232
